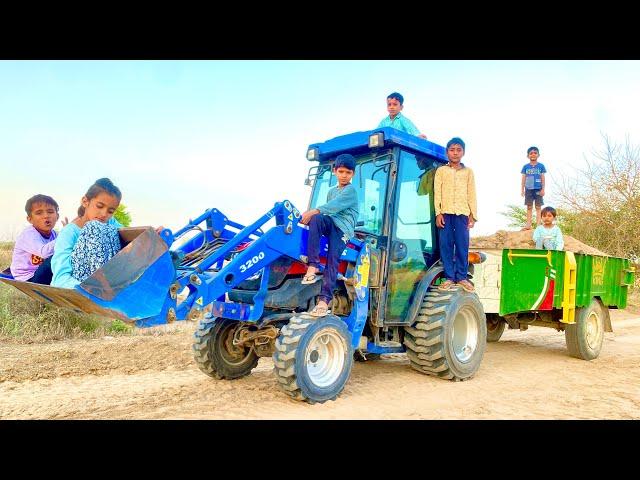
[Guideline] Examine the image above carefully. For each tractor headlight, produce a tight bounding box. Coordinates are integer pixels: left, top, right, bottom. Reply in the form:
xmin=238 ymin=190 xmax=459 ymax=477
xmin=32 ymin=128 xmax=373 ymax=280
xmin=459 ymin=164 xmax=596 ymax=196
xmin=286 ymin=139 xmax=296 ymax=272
xmin=306 ymin=147 xmax=319 ymax=161
xmin=368 ymin=132 xmax=384 ymax=148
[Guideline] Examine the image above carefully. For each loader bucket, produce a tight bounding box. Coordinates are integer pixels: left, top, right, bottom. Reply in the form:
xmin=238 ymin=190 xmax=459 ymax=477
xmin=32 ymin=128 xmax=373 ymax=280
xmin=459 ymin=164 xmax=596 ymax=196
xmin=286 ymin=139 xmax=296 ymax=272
xmin=0 ymin=227 xmax=175 ymax=323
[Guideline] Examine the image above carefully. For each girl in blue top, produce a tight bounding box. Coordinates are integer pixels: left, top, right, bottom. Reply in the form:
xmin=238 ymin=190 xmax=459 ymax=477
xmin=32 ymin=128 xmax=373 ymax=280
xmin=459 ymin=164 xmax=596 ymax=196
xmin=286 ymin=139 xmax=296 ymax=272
xmin=51 ymin=178 xmax=124 ymax=288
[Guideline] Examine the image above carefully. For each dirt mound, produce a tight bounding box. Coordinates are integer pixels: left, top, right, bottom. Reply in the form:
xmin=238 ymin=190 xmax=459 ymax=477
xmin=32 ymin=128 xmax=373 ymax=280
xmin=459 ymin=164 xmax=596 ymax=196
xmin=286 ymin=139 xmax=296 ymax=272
xmin=470 ymin=229 xmax=607 ymax=255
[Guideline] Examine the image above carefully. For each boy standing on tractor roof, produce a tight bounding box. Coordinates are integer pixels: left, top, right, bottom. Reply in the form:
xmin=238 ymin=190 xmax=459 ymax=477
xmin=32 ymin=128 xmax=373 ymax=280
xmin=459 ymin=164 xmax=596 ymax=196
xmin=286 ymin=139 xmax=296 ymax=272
xmin=300 ymin=153 xmax=359 ymax=317
xmin=434 ymin=137 xmax=478 ymax=292
xmin=377 ymin=92 xmax=428 ymax=139
xmin=521 ymin=146 xmax=546 ymax=230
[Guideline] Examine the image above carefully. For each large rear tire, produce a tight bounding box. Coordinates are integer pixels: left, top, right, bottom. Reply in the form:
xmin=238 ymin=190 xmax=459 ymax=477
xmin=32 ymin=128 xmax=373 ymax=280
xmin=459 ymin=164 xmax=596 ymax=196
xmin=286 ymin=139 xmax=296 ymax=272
xmin=404 ymin=287 xmax=487 ymax=380
xmin=565 ymin=298 xmax=606 ymax=360
xmin=273 ymin=315 xmax=354 ymax=403
xmin=192 ymin=318 xmax=259 ymax=379
xmin=486 ymin=314 xmax=506 ymax=342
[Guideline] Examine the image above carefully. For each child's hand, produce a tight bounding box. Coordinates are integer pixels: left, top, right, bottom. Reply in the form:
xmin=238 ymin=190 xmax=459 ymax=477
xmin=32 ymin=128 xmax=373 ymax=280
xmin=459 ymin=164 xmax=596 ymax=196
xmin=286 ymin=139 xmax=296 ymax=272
xmin=468 ymin=217 xmax=475 ymax=229
xmin=436 ymin=214 xmax=445 ymax=228
xmin=300 ymin=209 xmax=320 ymax=225
xmin=418 ymin=133 xmax=428 ymax=139
xmin=539 ymin=189 xmax=545 ymax=197
xmin=61 ymin=217 xmax=69 ymax=226
xmin=154 ymin=226 xmax=165 ymax=234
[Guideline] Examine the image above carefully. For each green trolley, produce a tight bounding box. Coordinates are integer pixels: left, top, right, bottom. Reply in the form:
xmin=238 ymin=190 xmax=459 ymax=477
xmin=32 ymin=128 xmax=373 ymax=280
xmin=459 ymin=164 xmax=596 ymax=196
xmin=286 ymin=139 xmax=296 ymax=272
xmin=474 ymin=248 xmax=635 ymax=360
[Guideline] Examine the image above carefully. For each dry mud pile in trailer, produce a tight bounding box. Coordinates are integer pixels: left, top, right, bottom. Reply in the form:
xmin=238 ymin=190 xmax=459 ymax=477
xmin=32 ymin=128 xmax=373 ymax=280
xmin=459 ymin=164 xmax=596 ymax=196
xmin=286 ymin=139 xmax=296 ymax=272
xmin=470 ymin=229 xmax=606 ymax=255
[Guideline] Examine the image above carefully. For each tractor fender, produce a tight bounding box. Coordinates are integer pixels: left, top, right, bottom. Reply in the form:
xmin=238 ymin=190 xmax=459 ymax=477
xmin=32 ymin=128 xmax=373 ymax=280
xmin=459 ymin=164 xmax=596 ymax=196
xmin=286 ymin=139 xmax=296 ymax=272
xmin=405 ymin=263 xmax=444 ymax=326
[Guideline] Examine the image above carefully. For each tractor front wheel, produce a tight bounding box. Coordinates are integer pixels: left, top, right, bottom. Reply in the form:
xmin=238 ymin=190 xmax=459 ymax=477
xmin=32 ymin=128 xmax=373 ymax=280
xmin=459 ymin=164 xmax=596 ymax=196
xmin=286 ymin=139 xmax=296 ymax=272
xmin=565 ymin=298 xmax=607 ymax=360
xmin=192 ymin=318 xmax=259 ymax=379
xmin=273 ymin=315 xmax=354 ymax=403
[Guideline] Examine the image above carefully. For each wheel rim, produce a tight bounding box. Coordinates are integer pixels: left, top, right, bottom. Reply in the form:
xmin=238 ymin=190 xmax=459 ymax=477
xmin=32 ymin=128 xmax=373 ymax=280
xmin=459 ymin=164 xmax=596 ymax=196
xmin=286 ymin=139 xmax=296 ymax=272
xmin=305 ymin=329 xmax=346 ymax=387
xmin=585 ymin=311 xmax=602 ymax=349
xmin=452 ymin=306 xmax=479 ymax=362
xmin=220 ymin=323 xmax=253 ymax=366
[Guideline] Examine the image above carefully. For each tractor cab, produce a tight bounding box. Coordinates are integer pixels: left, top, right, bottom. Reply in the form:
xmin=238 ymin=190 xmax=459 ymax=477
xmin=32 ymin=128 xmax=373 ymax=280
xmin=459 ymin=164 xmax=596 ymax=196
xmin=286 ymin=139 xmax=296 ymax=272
xmin=306 ymin=128 xmax=447 ymax=325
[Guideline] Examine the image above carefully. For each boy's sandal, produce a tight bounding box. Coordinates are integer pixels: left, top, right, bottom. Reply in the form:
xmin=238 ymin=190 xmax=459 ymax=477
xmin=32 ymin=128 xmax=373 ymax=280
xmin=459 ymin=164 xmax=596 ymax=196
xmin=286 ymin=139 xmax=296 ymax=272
xmin=301 ymin=273 xmax=320 ymax=285
xmin=309 ymin=303 xmax=330 ymax=317
xmin=438 ymin=279 xmax=455 ymax=291
xmin=457 ymin=279 xmax=475 ymax=293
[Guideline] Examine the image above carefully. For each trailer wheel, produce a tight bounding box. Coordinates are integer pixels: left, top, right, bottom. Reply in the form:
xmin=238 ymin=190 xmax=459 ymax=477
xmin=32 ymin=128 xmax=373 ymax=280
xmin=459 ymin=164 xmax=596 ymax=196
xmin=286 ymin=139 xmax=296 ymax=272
xmin=486 ymin=314 xmax=506 ymax=342
xmin=273 ymin=315 xmax=354 ymax=403
xmin=192 ymin=318 xmax=259 ymax=379
xmin=565 ymin=298 xmax=606 ymax=360
xmin=404 ymin=287 xmax=487 ymax=380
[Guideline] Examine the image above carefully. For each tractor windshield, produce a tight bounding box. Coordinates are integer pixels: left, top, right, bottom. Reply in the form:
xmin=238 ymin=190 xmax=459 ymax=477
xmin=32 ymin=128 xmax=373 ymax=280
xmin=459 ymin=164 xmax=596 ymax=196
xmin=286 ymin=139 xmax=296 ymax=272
xmin=309 ymin=154 xmax=390 ymax=236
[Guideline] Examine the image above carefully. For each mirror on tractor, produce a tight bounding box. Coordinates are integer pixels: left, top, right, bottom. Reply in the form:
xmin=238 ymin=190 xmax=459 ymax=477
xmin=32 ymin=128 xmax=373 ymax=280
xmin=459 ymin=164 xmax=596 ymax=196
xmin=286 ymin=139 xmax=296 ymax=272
xmin=390 ymin=240 xmax=408 ymax=262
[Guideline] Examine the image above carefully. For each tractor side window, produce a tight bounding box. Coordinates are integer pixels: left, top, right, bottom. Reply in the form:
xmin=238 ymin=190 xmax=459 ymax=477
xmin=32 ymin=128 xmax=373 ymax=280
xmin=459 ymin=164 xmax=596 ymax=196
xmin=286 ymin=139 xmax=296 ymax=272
xmin=354 ymin=160 xmax=387 ymax=236
xmin=385 ymin=150 xmax=439 ymax=322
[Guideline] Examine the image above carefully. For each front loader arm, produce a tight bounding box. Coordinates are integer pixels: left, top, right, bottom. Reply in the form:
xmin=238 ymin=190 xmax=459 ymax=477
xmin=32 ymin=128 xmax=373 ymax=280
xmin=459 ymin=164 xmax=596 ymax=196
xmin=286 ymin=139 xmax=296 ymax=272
xmin=174 ymin=200 xmax=306 ymax=323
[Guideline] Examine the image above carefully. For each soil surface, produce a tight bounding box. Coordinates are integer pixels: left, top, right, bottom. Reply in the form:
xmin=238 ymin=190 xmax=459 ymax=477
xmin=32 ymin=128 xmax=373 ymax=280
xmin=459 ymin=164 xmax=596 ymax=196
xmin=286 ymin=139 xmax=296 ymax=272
xmin=471 ymin=229 xmax=607 ymax=255
xmin=1 ymin=310 xmax=639 ymax=419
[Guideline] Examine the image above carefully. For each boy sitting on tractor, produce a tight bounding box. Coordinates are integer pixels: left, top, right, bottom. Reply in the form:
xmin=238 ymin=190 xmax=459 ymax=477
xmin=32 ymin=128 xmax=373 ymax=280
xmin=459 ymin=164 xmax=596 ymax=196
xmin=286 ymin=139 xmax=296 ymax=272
xmin=300 ymin=153 xmax=359 ymax=317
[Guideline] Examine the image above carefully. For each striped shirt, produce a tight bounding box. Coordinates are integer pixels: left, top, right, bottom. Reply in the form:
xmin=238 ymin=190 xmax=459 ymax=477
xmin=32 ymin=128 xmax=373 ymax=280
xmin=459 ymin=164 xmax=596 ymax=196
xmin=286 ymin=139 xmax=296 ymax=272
xmin=434 ymin=163 xmax=478 ymax=220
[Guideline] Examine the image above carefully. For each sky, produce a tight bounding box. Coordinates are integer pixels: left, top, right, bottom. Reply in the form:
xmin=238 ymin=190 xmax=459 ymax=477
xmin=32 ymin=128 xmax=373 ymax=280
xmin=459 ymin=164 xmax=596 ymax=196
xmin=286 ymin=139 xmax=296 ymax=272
xmin=1 ymin=60 xmax=639 ymax=241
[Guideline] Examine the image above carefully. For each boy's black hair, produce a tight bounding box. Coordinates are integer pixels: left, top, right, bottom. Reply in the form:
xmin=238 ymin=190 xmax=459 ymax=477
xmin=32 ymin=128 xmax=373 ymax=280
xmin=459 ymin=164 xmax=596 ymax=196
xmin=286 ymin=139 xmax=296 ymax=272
xmin=527 ymin=146 xmax=539 ymax=155
xmin=78 ymin=177 xmax=122 ymax=217
xmin=446 ymin=137 xmax=466 ymax=151
xmin=387 ymin=92 xmax=404 ymax=105
xmin=541 ymin=206 xmax=557 ymax=217
xmin=334 ymin=153 xmax=356 ymax=171
xmin=25 ymin=194 xmax=59 ymax=216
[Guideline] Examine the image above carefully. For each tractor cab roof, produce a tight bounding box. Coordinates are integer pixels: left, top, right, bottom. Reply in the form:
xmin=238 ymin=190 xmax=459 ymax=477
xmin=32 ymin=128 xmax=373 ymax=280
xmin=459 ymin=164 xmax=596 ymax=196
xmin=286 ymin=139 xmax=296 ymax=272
xmin=306 ymin=127 xmax=448 ymax=165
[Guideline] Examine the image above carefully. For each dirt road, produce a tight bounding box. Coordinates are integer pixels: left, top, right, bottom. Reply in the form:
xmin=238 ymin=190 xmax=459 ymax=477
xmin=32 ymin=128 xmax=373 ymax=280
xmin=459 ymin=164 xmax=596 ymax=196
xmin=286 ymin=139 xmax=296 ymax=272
xmin=2 ymin=311 xmax=639 ymax=419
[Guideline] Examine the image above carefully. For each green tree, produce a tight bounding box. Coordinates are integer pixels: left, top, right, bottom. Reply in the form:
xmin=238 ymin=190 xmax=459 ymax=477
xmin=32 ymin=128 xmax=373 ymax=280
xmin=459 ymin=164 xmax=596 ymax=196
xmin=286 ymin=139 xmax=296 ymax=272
xmin=500 ymin=204 xmax=530 ymax=229
xmin=500 ymin=204 xmax=573 ymax=232
xmin=114 ymin=203 xmax=132 ymax=227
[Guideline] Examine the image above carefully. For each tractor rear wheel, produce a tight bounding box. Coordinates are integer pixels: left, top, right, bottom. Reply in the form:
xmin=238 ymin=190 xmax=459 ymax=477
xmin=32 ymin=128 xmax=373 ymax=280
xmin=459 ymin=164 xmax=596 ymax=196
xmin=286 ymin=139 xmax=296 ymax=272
xmin=192 ymin=318 xmax=259 ymax=379
xmin=565 ymin=298 xmax=607 ymax=360
xmin=273 ymin=315 xmax=354 ymax=403
xmin=404 ymin=287 xmax=487 ymax=380
xmin=486 ymin=314 xmax=506 ymax=342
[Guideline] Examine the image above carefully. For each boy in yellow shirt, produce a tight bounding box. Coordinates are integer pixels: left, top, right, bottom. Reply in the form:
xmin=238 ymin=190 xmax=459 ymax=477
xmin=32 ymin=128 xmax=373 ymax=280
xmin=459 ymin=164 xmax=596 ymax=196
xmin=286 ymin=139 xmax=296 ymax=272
xmin=434 ymin=137 xmax=478 ymax=292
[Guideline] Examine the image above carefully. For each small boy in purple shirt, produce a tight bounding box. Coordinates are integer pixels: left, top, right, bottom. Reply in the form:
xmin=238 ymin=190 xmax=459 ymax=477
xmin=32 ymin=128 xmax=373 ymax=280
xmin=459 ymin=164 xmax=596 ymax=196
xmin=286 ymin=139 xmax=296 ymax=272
xmin=10 ymin=194 xmax=60 ymax=284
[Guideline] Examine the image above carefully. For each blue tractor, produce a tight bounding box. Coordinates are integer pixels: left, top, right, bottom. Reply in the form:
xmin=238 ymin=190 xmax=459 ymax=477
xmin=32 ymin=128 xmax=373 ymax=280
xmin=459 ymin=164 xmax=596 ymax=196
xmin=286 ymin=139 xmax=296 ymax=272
xmin=0 ymin=127 xmax=487 ymax=403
